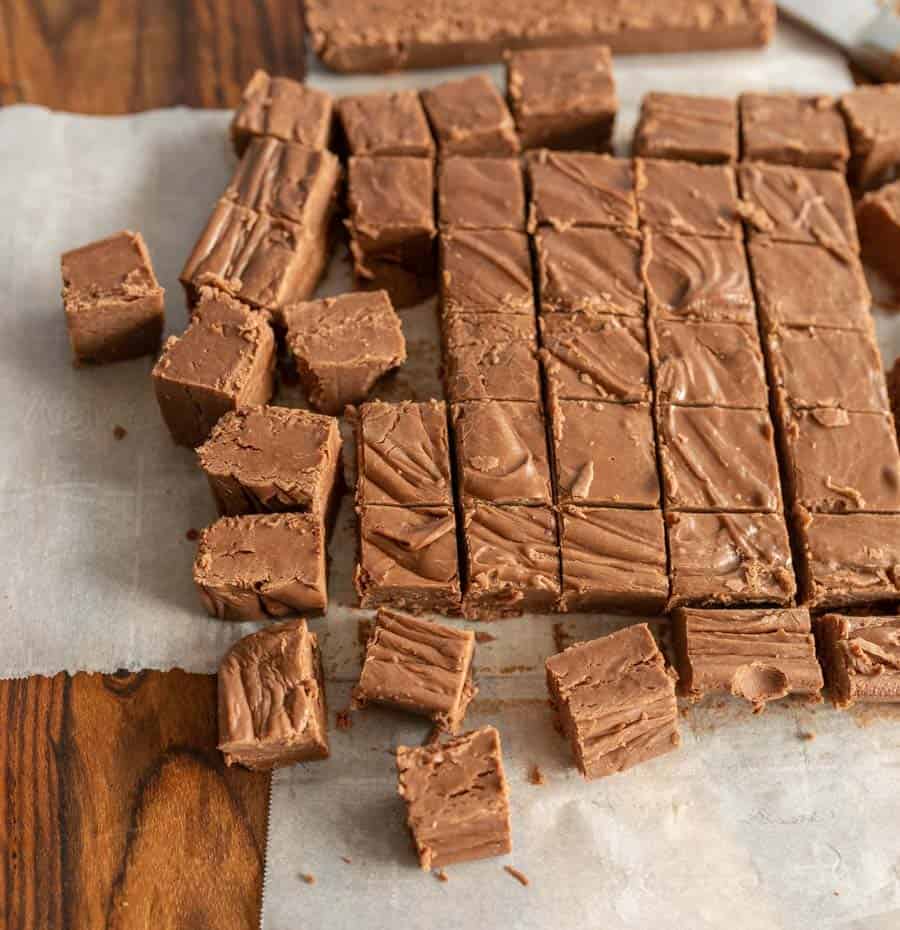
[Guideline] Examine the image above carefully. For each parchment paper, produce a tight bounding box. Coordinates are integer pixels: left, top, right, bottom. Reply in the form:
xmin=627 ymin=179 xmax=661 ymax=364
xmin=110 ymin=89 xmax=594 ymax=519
xmin=1 ymin=22 xmax=899 ymax=930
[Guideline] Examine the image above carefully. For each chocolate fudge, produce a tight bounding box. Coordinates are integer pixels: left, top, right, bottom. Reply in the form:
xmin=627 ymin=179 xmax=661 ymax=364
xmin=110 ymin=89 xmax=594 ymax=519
xmin=506 ymin=44 xmax=616 ymax=151
xmin=545 ymin=624 xmax=679 ymax=780
xmin=337 ymin=89 xmax=434 ymax=157
xmin=353 ymin=608 xmax=476 ymax=733
xmin=61 ymin=230 xmax=164 ymax=364
xmin=892 ymin=359 xmax=900 ymax=441
xmin=559 ymin=506 xmax=669 ymax=614
xmin=396 ymin=726 xmax=511 ymax=870
xmin=230 ymin=70 xmax=333 ymax=156
xmin=355 ymin=506 xmax=462 ymax=613
xmin=461 ymin=503 xmax=560 ymax=619
xmin=218 ymin=619 xmax=329 ymax=769
xmin=672 ymin=607 xmax=823 ymax=710
xmin=152 ymin=288 xmax=275 ymax=448
xmin=284 ymin=290 xmax=406 ymax=415
xmin=422 ymin=75 xmax=519 ymax=157
xmin=856 ymin=180 xmax=900 ymax=287
xmin=819 ymin=614 xmax=900 ymax=708
xmin=194 ymin=513 xmax=327 ymax=620
xmin=353 ymin=400 xmax=453 ymax=508
xmin=839 ymin=84 xmax=900 ymax=190
xmin=633 ymin=93 xmax=737 ymax=164
xmin=438 ymin=158 xmax=525 ymax=231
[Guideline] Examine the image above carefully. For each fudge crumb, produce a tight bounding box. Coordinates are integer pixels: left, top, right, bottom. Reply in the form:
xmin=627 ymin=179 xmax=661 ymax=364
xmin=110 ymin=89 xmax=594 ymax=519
xmin=299 ymin=872 xmax=316 ymax=885
xmin=504 ymin=865 xmax=529 ymax=887
xmin=185 ymin=528 xmax=200 ymax=542
xmin=341 ymin=856 xmax=352 ymax=865
xmin=528 ymin=764 xmax=545 ymax=786
xmin=336 ymin=710 xmax=353 ymax=730
xmin=475 ymin=631 xmax=496 ymax=643
xmin=112 ymin=425 xmax=127 ymax=440
xmin=798 ymin=731 xmax=816 ymax=741
xmin=435 ymin=869 xmax=449 ymax=883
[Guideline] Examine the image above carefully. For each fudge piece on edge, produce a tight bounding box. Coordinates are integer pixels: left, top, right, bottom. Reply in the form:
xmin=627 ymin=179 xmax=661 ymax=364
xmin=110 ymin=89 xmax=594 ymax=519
xmin=633 ymin=93 xmax=737 ymax=165
xmin=61 ymin=230 xmax=164 ymax=364
xmin=819 ymin=614 xmax=900 ymax=709
xmin=437 ymin=157 xmax=526 ymax=232
xmin=672 ymin=607 xmax=823 ymax=711
xmin=152 ymin=288 xmax=275 ymax=448
xmin=545 ymin=623 xmax=679 ymax=780
xmin=217 ymin=619 xmax=329 ymax=770
xmin=396 ymin=726 xmax=512 ymax=870
xmin=856 ymin=180 xmax=900 ymax=288
xmin=839 ymin=84 xmax=900 ymax=190
xmin=353 ymin=608 xmax=476 ymax=733
xmin=196 ymin=405 xmax=343 ymax=518
xmin=194 ymin=513 xmax=327 ymax=621
xmin=337 ymin=89 xmax=435 ymax=157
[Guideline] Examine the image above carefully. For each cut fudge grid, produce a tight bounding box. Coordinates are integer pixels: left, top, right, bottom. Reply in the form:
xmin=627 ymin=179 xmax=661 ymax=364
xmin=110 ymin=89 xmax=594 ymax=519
xmin=396 ymin=726 xmax=511 ymax=870
xmin=856 ymin=179 xmax=900 ymax=287
xmin=194 ymin=513 xmax=327 ymax=621
xmin=672 ymin=607 xmax=823 ymax=710
xmin=218 ymin=619 xmax=329 ymax=769
xmin=353 ymin=608 xmax=476 ymax=733
xmin=337 ymin=89 xmax=435 ymax=157
xmin=633 ymin=92 xmax=737 ymax=164
xmin=197 ymin=406 xmax=342 ymax=517
xmin=545 ymin=624 xmax=679 ymax=780
xmin=61 ymin=229 xmax=164 ymax=364
xmin=438 ymin=157 xmax=526 ymax=231
xmin=839 ymin=84 xmax=900 ymax=190
xmin=819 ymin=614 xmax=900 ymax=709
xmin=422 ymin=75 xmax=519 ymax=157
xmin=559 ymin=506 xmax=669 ymax=614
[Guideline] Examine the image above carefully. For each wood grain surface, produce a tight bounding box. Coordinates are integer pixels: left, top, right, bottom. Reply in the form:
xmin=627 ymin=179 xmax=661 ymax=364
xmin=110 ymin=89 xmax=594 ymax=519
xmin=0 ymin=670 xmax=271 ymax=930
xmin=0 ymin=0 xmax=306 ymax=113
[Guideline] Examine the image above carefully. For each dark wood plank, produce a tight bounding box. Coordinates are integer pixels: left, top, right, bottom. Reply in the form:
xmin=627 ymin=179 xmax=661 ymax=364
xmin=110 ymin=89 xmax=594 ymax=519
xmin=0 ymin=670 xmax=271 ymax=930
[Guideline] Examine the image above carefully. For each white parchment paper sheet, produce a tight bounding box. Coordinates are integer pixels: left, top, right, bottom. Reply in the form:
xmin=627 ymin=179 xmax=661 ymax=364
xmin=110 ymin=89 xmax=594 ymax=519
xmin=0 ymin=21 xmax=898 ymax=930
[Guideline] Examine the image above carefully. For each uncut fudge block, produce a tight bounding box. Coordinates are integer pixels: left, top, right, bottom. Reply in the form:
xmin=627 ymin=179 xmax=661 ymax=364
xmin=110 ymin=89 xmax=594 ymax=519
xmin=651 ymin=320 xmax=767 ymax=409
xmin=546 ymin=624 xmax=679 ymax=780
xmin=355 ymin=506 xmax=462 ymax=613
xmin=451 ymin=401 xmax=553 ymax=506
xmin=525 ymin=151 xmax=637 ymax=230
xmin=230 ymin=70 xmax=332 ymax=156
xmin=442 ymin=313 xmax=541 ymax=403
xmin=506 ymin=44 xmax=616 ymax=151
xmin=337 ymin=90 xmax=434 ymax=157
xmin=422 ymin=75 xmax=519 ymax=157
xmin=396 ymin=726 xmax=511 ymax=870
xmin=196 ymin=405 xmax=342 ymax=517
xmin=658 ymin=405 xmax=782 ymax=513
xmin=152 ymin=289 xmax=275 ymax=448
xmin=540 ymin=313 xmax=651 ymax=404
xmin=559 ymin=506 xmax=668 ymax=614
xmin=438 ymin=158 xmax=525 ymax=231
xmin=353 ymin=400 xmax=453 ymax=508
xmin=840 ymin=85 xmax=900 ymax=190
xmin=61 ymin=230 xmax=164 ymax=364
xmin=819 ymin=614 xmax=900 ymax=709
xmin=856 ymin=180 xmax=900 ymax=288
xmin=633 ymin=93 xmax=737 ymax=164
xmin=194 ymin=513 xmax=327 ymax=620
xmin=536 ymin=227 xmax=644 ymax=317
xmin=551 ymin=400 xmax=659 ymax=508
xmin=461 ymin=503 xmax=560 ymax=619
xmin=667 ymin=511 xmax=796 ymax=608
xmin=672 ymin=607 xmax=822 ymax=710
xmin=218 ymin=619 xmax=329 ymax=770
xmin=353 ymin=608 xmax=476 ymax=733
xmin=284 ymin=290 xmax=406 ymax=415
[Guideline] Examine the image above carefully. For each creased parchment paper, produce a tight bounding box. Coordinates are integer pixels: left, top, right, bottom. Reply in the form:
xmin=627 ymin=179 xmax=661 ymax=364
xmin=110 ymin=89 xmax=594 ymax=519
xmin=0 ymin=22 xmax=899 ymax=930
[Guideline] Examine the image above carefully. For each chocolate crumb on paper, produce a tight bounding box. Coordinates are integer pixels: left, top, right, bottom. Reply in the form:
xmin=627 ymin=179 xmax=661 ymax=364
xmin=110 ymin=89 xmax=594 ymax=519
xmin=528 ymin=764 xmax=545 ymax=786
xmin=798 ymin=731 xmax=816 ymax=741
xmin=336 ymin=710 xmax=353 ymax=730
xmin=435 ymin=869 xmax=449 ymax=883
xmin=475 ymin=631 xmax=497 ymax=643
xmin=504 ymin=865 xmax=530 ymax=887
xmin=112 ymin=425 xmax=127 ymax=440
xmin=185 ymin=528 xmax=199 ymax=541
xmin=341 ymin=856 xmax=352 ymax=865
xmin=299 ymin=872 xmax=316 ymax=885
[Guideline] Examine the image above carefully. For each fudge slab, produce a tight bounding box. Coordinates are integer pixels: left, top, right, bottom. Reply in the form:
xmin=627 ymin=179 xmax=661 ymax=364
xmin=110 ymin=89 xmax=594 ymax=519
xmin=819 ymin=614 xmax=900 ymax=709
xmin=438 ymin=157 xmax=526 ymax=231
xmin=840 ymin=84 xmax=900 ymax=190
xmin=422 ymin=75 xmax=519 ymax=157
xmin=353 ymin=608 xmax=476 ymax=733
xmin=559 ymin=506 xmax=669 ymax=614
xmin=633 ymin=93 xmax=737 ymax=164
xmin=672 ymin=607 xmax=823 ymax=710
xmin=546 ymin=624 xmax=679 ymax=780
xmin=856 ymin=179 xmax=900 ymax=288
xmin=506 ymin=44 xmax=616 ymax=151
xmin=197 ymin=405 xmax=342 ymax=517
xmin=218 ymin=619 xmax=328 ymax=769
xmin=61 ymin=230 xmax=164 ymax=364
xmin=152 ymin=288 xmax=275 ymax=448
xmin=337 ymin=89 xmax=434 ymax=157
xmin=194 ymin=513 xmax=327 ymax=621
xmin=396 ymin=726 xmax=511 ymax=870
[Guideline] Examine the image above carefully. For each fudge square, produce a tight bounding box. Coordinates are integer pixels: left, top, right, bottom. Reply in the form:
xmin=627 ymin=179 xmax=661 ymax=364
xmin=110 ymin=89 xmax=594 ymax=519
xmin=196 ymin=405 xmax=342 ymax=517
xmin=546 ymin=624 xmax=679 ymax=780
xmin=396 ymin=725 xmax=512 ymax=870
xmin=61 ymin=230 xmax=164 ymax=364
xmin=856 ymin=179 xmax=900 ymax=288
xmin=218 ymin=619 xmax=328 ymax=770
xmin=194 ymin=513 xmax=327 ymax=621
xmin=438 ymin=157 xmax=526 ymax=231
xmin=152 ymin=287 xmax=275 ymax=448
xmin=633 ymin=92 xmax=737 ymax=164
xmin=672 ymin=607 xmax=823 ymax=711
xmin=506 ymin=44 xmax=616 ymax=151
xmin=819 ymin=614 xmax=900 ymax=709
xmin=337 ymin=89 xmax=434 ymax=157
xmin=840 ymin=84 xmax=900 ymax=190
xmin=353 ymin=608 xmax=476 ymax=733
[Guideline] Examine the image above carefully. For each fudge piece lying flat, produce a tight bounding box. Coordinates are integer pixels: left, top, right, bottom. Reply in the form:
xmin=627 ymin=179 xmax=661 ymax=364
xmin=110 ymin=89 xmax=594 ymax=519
xmin=194 ymin=513 xmax=327 ymax=620
xmin=62 ymin=230 xmax=164 ymax=364
xmin=546 ymin=624 xmax=679 ymax=780
xmin=839 ymin=84 xmax=900 ymax=190
xmin=438 ymin=158 xmax=526 ymax=231
xmin=856 ymin=180 xmax=900 ymax=288
xmin=672 ymin=607 xmax=823 ymax=711
xmin=337 ymin=89 xmax=434 ymax=157
xmin=218 ymin=619 xmax=329 ymax=769
xmin=819 ymin=614 xmax=900 ymax=709
xmin=633 ymin=93 xmax=737 ymax=164
xmin=422 ymin=75 xmax=518 ymax=157
xmin=353 ymin=608 xmax=476 ymax=733
xmin=396 ymin=726 xmax=511 ymax=870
